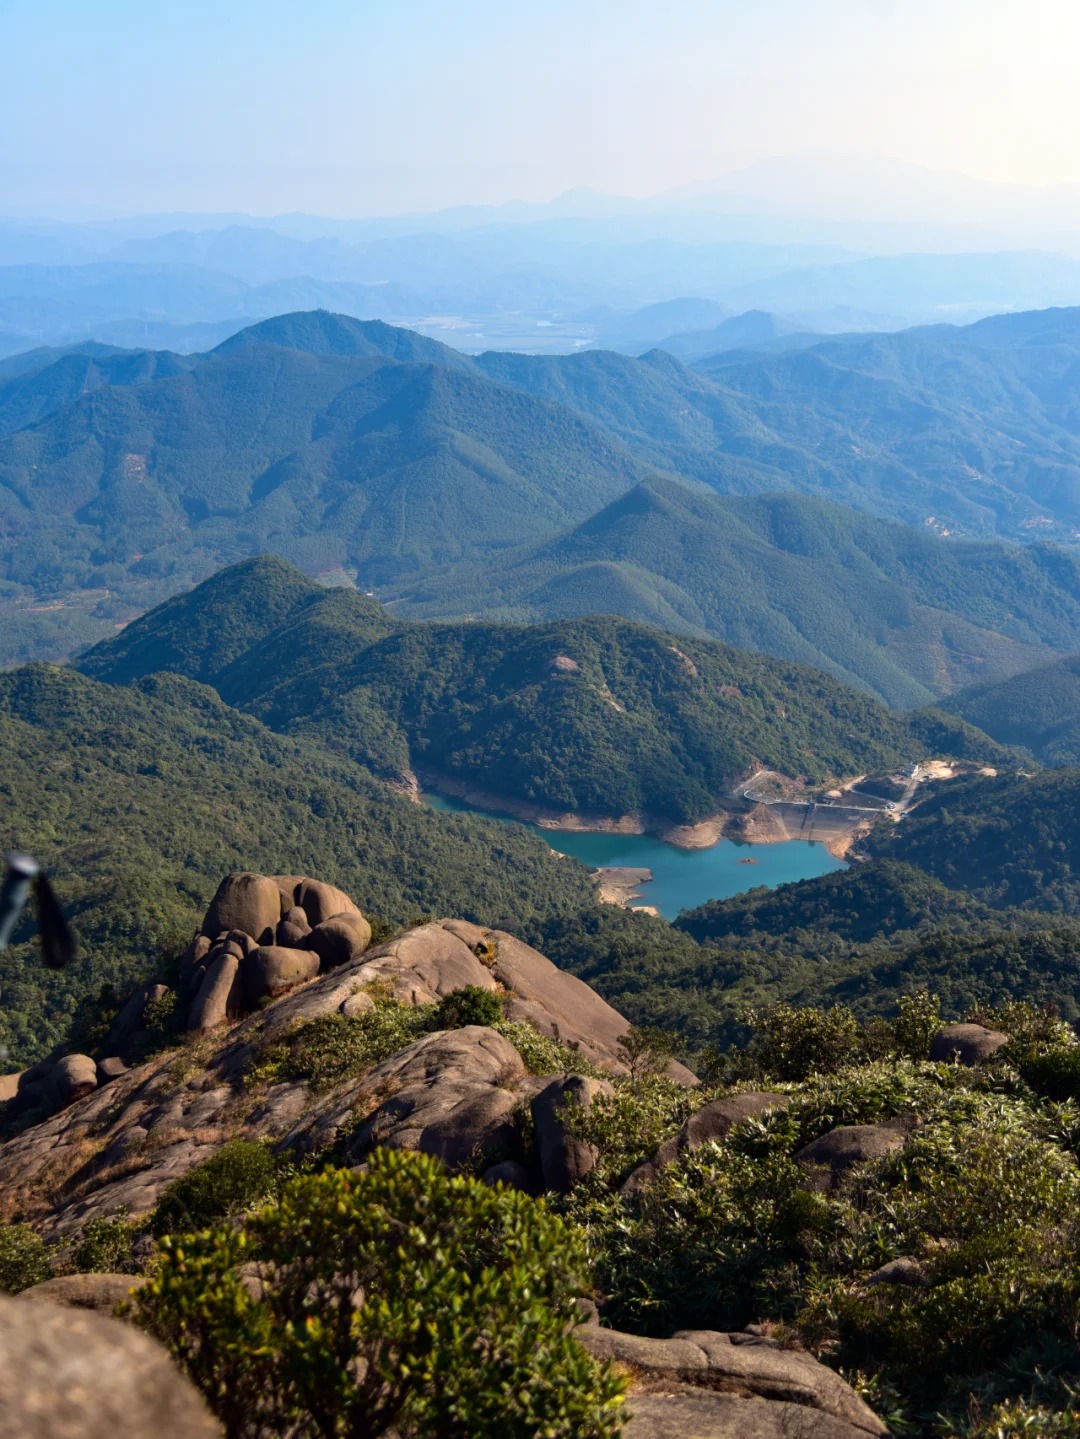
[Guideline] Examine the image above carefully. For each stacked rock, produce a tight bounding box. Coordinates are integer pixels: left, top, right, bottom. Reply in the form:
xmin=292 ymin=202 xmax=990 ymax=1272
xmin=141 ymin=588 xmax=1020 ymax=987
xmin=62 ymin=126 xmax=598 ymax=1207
xmin=181 ymin=873 xmax=372 ymax=1033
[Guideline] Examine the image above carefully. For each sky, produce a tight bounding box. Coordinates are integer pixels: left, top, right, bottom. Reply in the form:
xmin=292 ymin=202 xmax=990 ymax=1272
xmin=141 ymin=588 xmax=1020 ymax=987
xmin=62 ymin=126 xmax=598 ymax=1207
xmin=2 ymin=0 xmax=1080 ymax=218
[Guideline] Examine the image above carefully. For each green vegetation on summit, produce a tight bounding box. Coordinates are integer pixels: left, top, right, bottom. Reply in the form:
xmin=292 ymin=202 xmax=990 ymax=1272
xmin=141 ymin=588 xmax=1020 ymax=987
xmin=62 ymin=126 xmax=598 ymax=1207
xmin=80 ymin=557 xmax=1005 ymax=827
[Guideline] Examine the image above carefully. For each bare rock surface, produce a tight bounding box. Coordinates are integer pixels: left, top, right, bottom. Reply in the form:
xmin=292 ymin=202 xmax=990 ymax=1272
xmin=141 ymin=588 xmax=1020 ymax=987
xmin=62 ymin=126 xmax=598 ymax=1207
xmin=186 ymin=951 xmax=244 ymax=1032
xmin=201 ymin=871 xmax=281 ymax=946
xmin=866 ymin=1256 xmax=928 ymax=1288
xmin=440 ymin=920 xmax=696 ymax=1081
xmin=578 ymin=1325 xmax=887 ymax=1436
xmin=624 ymin=1391 xmax=877 ymax=1438
xmin=0 ymin=915 xmax=698 ymax=1236
xmin=532 ymin=1074 xmax=614 ymax=1193
xmin=0 ymin=1292 xmax=220 ymax=1438
xmin=930 ymin=1022 xmax=1009 ymax=1065
xmin=306 ymin=911 xmax=374 ymax=968
xmin=795 ymin=1124 xmax=906 ymax=1191
xmin=51 ymin=1054 xmax=99 ymax=1109
xmin=20 ymin=1272 xmax=145 ymax=1312
xmin=282 ymin=1025 xmax=528 ymax=1169
xmin=292 ymin=876 xmax=362 ymax=926
xmin=242 ymin=944 xmax=321 ymax=1002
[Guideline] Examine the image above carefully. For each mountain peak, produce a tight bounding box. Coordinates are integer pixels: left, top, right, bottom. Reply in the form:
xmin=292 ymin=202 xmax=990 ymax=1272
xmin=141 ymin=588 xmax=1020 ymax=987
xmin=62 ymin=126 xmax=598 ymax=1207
xmin=212 ymin=310 xmax=473 ymax=369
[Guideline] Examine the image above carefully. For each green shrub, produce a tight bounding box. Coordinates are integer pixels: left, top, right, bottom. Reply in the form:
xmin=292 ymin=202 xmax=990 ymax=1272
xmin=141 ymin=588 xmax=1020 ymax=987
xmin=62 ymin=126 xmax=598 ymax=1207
xmin=250 ymin=988 xmax=519 ymax=1095
xmin=432 ymin=984 xmax=505 ymax=1030
xmin=616 ymin=1024 xmax=676 ymax=1079
xmin=746 ymin=1003 xmax=865 ymax=1079
xmin=951 ymin=1396 xmax=1080 ymax=1436
xmin=248 ymin=1000 xmax=435 ymax=1092
xmin=1016 ymin=1046 xmax=1080 ymax=1102
xmin=151 ymin=1140 xmax=279 ymax=1237
xmin=0 ymin=1222 xmax=53 ymax=1292
xmin=71 ymin=1208 xmax=137 ymax=1274
xmin=892 ymin=989 xmax=941 ymax=1060
xmin=134 ymin=1149 xmax=626 ymax=1438
xmin=562 ymin=1073 xmax=699 ymax=1189
xmin=570 ymin=1134 xmax=830 ymax=1334
xmin=493 ymin=1019 xmax=600 ymax=1077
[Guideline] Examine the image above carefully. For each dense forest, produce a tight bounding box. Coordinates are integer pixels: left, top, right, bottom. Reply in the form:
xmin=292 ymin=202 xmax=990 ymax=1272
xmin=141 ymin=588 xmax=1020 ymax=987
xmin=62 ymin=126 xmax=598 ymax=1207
xmin=399 ymin=476 xmax=1078 ymax=708
xmin=80 ymin=557 xmax=1008 ymax=826
xmin=945 ymin=651 xmax=1080 ymax=764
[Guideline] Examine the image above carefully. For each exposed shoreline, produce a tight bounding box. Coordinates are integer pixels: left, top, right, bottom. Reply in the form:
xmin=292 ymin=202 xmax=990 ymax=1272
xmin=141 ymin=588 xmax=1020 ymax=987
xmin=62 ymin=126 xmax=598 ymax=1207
xmin=418 ymin=769 xmax=864 ymax=858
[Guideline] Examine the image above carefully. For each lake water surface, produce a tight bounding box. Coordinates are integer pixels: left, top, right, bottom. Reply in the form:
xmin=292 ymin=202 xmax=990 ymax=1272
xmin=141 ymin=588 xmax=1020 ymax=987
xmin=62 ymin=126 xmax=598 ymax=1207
xmin=424 ymin=793 xmax=846 ymax=919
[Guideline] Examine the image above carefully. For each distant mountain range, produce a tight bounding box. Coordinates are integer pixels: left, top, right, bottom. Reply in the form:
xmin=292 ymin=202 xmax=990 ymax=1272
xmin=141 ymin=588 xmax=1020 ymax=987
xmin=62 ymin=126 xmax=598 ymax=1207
xmin=13 ymin=200 xmax=1080 ymax=358
xmin=5 ymin=307 xmax=1080 ymax=686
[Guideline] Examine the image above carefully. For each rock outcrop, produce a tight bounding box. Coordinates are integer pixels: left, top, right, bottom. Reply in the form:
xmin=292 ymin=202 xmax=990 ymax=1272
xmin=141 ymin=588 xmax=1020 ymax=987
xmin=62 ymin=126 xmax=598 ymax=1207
xmin=929 ymin=1022 xmax=1009 ymax=1065
xmin=794 ymin=1123 xmax=908 ymax=1192
xmin=578 ymin=1324 xmax=887 ymax=1438
xmin=20 ymin=1272 xmax=146 ymax=1313
xmin=183 ymin=871 xmax=375 ymax=1036
xmin=531 ymin=1075 xmax=614 ymax=1193
xmin=0 ymin=910 xmax=689 ymax=1237
xmin=0 ymin=1293 xmax=220 ymax=1438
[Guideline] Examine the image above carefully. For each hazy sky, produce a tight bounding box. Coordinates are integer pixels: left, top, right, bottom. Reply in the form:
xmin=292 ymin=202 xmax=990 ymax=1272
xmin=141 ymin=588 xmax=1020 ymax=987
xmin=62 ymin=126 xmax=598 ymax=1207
xmin=3 ymin=0 xmax=1079 ymax=217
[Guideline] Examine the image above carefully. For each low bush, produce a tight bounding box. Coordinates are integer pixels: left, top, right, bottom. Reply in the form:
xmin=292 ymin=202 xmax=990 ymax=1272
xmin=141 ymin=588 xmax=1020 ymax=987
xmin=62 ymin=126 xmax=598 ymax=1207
xmin=71 ymin=1207 xmax=137 ymax=1274
xmin=134 ymin=1149 xmax=626 ymax=1439
xmin=492 ymin=1019 xmax=600 ymax=1077
xmin=0 ymin=1221 xmax=53 ymax=1292
xmin=151 ymin=1140 xmax=280 ymax=1237
xmin=432 ymin=984 xmax=505 ymax=1029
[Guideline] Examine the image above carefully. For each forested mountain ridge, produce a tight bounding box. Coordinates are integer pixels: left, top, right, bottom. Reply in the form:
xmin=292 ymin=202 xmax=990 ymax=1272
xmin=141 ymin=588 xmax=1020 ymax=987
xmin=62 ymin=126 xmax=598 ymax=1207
xmin=398 ymin=476 xmax=1080 ymax=707
xmin=8 ymin=305 xmax=1080 ymax=677
xmin=79 ymin=556 xmax=1006 ymax=828
xmin=0 ymin=323 xmax=652 ymax=664
xmin=943 ymin=651 xmax=1080 ymax=764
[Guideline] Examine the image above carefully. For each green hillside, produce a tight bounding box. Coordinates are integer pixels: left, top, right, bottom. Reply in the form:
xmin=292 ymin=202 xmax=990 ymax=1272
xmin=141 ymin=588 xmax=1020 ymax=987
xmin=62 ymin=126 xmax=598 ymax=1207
xmin=868 ymin=767 xmax=1080 ymax=911
xmin=0 ymin=663 xmax=598 ymax=1066
xmin=0 ymin=314 xmax=650 ymax=664
xmin=0 ymin=346 xmax=193 ymax=437
xmin=399 ymin=477 xmax=1079 ymax=707
xmin=944 ymin=652 xmax=1080 ymax=763
xmin=8 ymin=306 xmax=1080 ymax=678
xmin=80 ymin=557 xmax=1006 ymax=826
xmin=692 ymin=308 xmax=1080 ymax=541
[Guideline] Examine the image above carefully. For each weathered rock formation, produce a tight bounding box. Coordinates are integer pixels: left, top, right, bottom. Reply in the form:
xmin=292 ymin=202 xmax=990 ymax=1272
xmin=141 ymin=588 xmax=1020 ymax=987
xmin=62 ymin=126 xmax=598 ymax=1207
xmin=182 ymin=871 xmax=373 ymax=1034
xmin=929 ymin=1022 xmax=1009 ymax=1065
xmin=578 ymin=1322 xmax=887 ymax=1438
xmin=0 ymin=1293 xmax=220 ymax=1438
xmin=0 ymin=908 xmax=692 ymax=1237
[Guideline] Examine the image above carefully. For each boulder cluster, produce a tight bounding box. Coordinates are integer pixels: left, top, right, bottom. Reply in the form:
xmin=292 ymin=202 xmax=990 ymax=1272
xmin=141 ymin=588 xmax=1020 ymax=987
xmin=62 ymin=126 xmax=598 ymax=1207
xmin=0 ymin=872 xmax=374 ymax=1127
xmin=178 ymin=871 xmax=372 ymax=1031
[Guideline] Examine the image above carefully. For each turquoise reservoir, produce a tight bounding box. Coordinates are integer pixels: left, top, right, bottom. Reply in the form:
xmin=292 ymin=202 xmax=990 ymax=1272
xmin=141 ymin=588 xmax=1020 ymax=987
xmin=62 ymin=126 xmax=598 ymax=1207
xmin=424 ymin=792 xmax=846 ymax=919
